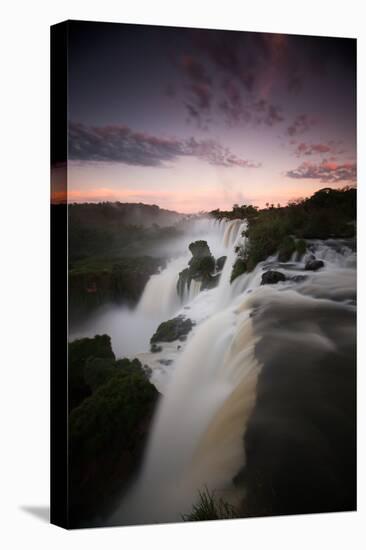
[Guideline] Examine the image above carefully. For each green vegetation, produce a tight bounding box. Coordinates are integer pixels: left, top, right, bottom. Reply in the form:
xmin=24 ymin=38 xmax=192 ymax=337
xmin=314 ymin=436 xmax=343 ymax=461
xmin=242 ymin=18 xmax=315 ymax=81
xmin=68 ymin=335 xmax=159 ymax=526
xmin=295 ymin=239 xmax=307 ymax=260
xmin=211 ymin=203 xmax=259 ymax=221
xmin=69 ymin=202 xmax=183 ymax=262
xmin=211 ymin=187 xmax=356 ymax=276
xmin=188 ymin=240 xmax=211 ymax=257
xmin=278 ymin=235 xmax=296 ymax=262
xmin=68 ymin=334 xmax=115 ymax=410
xmin=230 ymin=258 xmax=247 ymax=283
xmin=69 ymin=255 xmax=164 ymax=322
xmin=68 ymin=202 xmax=187 ymax=322
xmin=150 ymin=315 xmax=194 ymax=345
xmin=182 ymin=487 xmax=238 ymax=522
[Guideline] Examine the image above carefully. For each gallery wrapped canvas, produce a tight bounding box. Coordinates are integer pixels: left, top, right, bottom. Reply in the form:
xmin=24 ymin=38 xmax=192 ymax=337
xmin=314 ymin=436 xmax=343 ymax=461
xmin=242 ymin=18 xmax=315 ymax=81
xmin=51 ymin=20 xmax=356 ymax=529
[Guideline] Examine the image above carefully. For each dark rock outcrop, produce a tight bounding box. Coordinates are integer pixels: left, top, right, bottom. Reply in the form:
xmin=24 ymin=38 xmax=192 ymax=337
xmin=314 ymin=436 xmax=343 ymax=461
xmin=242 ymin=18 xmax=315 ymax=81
xmin=177 ymin=240 xmax=218 ymax=297
xmin=261 ymin=270 xmax=286 ymax=285
xmin=201 ymin=273 xmax=221 ymax=290
xmin=216 ymin=256 xmax=227 ymax=271
xmin=150 ymin=315 xmax=194 ymax=345
xmin=188 ymin=240 xmax=211 ymax=258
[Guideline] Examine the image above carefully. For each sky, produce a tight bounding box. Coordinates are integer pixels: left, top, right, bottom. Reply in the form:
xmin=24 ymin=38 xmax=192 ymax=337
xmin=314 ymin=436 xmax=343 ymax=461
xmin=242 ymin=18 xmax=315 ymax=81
xmin=64 ymin=21 xmax=356 ymax=213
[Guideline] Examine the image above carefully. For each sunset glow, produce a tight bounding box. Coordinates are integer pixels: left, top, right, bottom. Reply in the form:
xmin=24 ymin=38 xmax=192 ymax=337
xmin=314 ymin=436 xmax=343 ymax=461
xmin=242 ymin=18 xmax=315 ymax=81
xmin=66 ymin=23 xmax=356 ymax=212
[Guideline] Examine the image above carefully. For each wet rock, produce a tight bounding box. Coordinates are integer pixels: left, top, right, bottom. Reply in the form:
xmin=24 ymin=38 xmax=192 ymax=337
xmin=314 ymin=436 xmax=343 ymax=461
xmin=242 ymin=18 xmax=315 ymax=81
xmin=151 ymin=343 xmax=162 ymax=353
xmin=216 ymin=256 xmax=227 ymax=271
xmin=201 ymin=273 xmax=220 ymax=290
xmin=177 ymin=267 xmax=190 ymax=299
xmin=261 ymin=270 xmax=287 ymax=285
xmin=159 ymin=359 xmax=173 ymax=366
xmin=305 ymin=259 xmax=325 ymax=271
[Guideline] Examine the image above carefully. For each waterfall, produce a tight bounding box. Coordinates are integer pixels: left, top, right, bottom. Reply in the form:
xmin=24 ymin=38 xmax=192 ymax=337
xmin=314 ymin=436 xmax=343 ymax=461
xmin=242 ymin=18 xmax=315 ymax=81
xmin=137 ymin=256 xmax=187 ymax=318
xmin=108 ymin=220 xmax=356 ymax=526
xmin=112 ymin=289 xmax=261 ymax=525
xmin=215 ymin=220 xmax=247 ymax=308
xmin=223 ymin=219 xmax=242 ymax=248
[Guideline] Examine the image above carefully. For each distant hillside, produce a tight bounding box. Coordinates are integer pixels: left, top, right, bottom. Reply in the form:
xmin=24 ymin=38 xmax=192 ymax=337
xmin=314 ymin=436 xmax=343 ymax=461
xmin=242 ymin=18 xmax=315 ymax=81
xmin=69 ymin=202 xmax=186 ymax=229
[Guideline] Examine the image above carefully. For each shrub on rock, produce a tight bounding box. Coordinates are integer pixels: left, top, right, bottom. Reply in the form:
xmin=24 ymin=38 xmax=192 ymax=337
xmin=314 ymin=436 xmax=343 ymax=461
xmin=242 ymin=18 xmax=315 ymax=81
xmin=150 ymin=315 xmax=194 ymax=345
xmin=69 ymin=371 xmax=159 ymax=526
xmin=231 ymin=258 xmax=247 ymax=283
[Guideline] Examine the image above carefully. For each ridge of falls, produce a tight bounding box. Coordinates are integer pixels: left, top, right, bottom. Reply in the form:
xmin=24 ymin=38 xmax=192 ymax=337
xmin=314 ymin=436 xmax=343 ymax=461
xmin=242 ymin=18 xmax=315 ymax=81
xmin=106 ymin=218 xmax=356 ymax=525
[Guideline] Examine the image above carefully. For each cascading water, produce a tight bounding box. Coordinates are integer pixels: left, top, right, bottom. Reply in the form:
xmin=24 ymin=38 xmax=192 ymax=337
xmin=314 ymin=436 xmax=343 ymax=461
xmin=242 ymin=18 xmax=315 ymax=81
xmin=112 ymin=294 xmax=261 ymax=525
xmin=98 ymin=217 xmax=354 ymax=525
xmin=137 ymin=256 xmax=187 ymax=318
xmin=111 ymin=218 xmax=263 ymax=524
xmin=215 ymin=220 xmax=247 ymax=309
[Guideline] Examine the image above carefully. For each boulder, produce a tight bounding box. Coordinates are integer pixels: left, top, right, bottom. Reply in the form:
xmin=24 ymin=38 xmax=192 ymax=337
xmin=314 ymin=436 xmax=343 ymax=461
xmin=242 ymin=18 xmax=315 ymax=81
xmin=305 ymin=259 xmax=324 ymax=271
xmin=261 ymin=270 xmax=287 ymax=285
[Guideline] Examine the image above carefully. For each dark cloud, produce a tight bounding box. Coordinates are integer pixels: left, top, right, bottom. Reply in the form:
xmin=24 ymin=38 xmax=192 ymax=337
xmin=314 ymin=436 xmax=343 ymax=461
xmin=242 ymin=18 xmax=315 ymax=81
xmin=296 ymin=142 xmax=331 ymax=155
xmin=217 ymin=83 xmax=284 ymax=127
xmin=287 ymin=114 xmax=318 ymax=136
xmin=265 ymin=105 xmax=284 ymax=126
xmin=286 ymin=159 xmax=356 ymax=182
xmin=190 ymin=82 xmax=212 ymax=110
xmin=69 ymin=122 xmax=260 ymax=169
xmin=179 ymin=32 xmax=290 ymax=128
xmin=178 ymin=32 xmax=328 ymax=130
xmin=176 ymin=32 xmax=355 ymax=131
xmin=181 ymin=55 xmax=212 ymax=85
xmin=179 ymin=55 xmax=213 ymax=124
xmin=293 ymin=140 xmax=346 ymax=157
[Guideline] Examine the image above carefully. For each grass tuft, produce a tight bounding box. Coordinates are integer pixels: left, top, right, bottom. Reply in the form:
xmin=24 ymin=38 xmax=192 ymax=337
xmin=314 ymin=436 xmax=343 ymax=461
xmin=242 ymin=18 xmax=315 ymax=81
xmin=182 ymin=487 xmax=238 ymax=522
